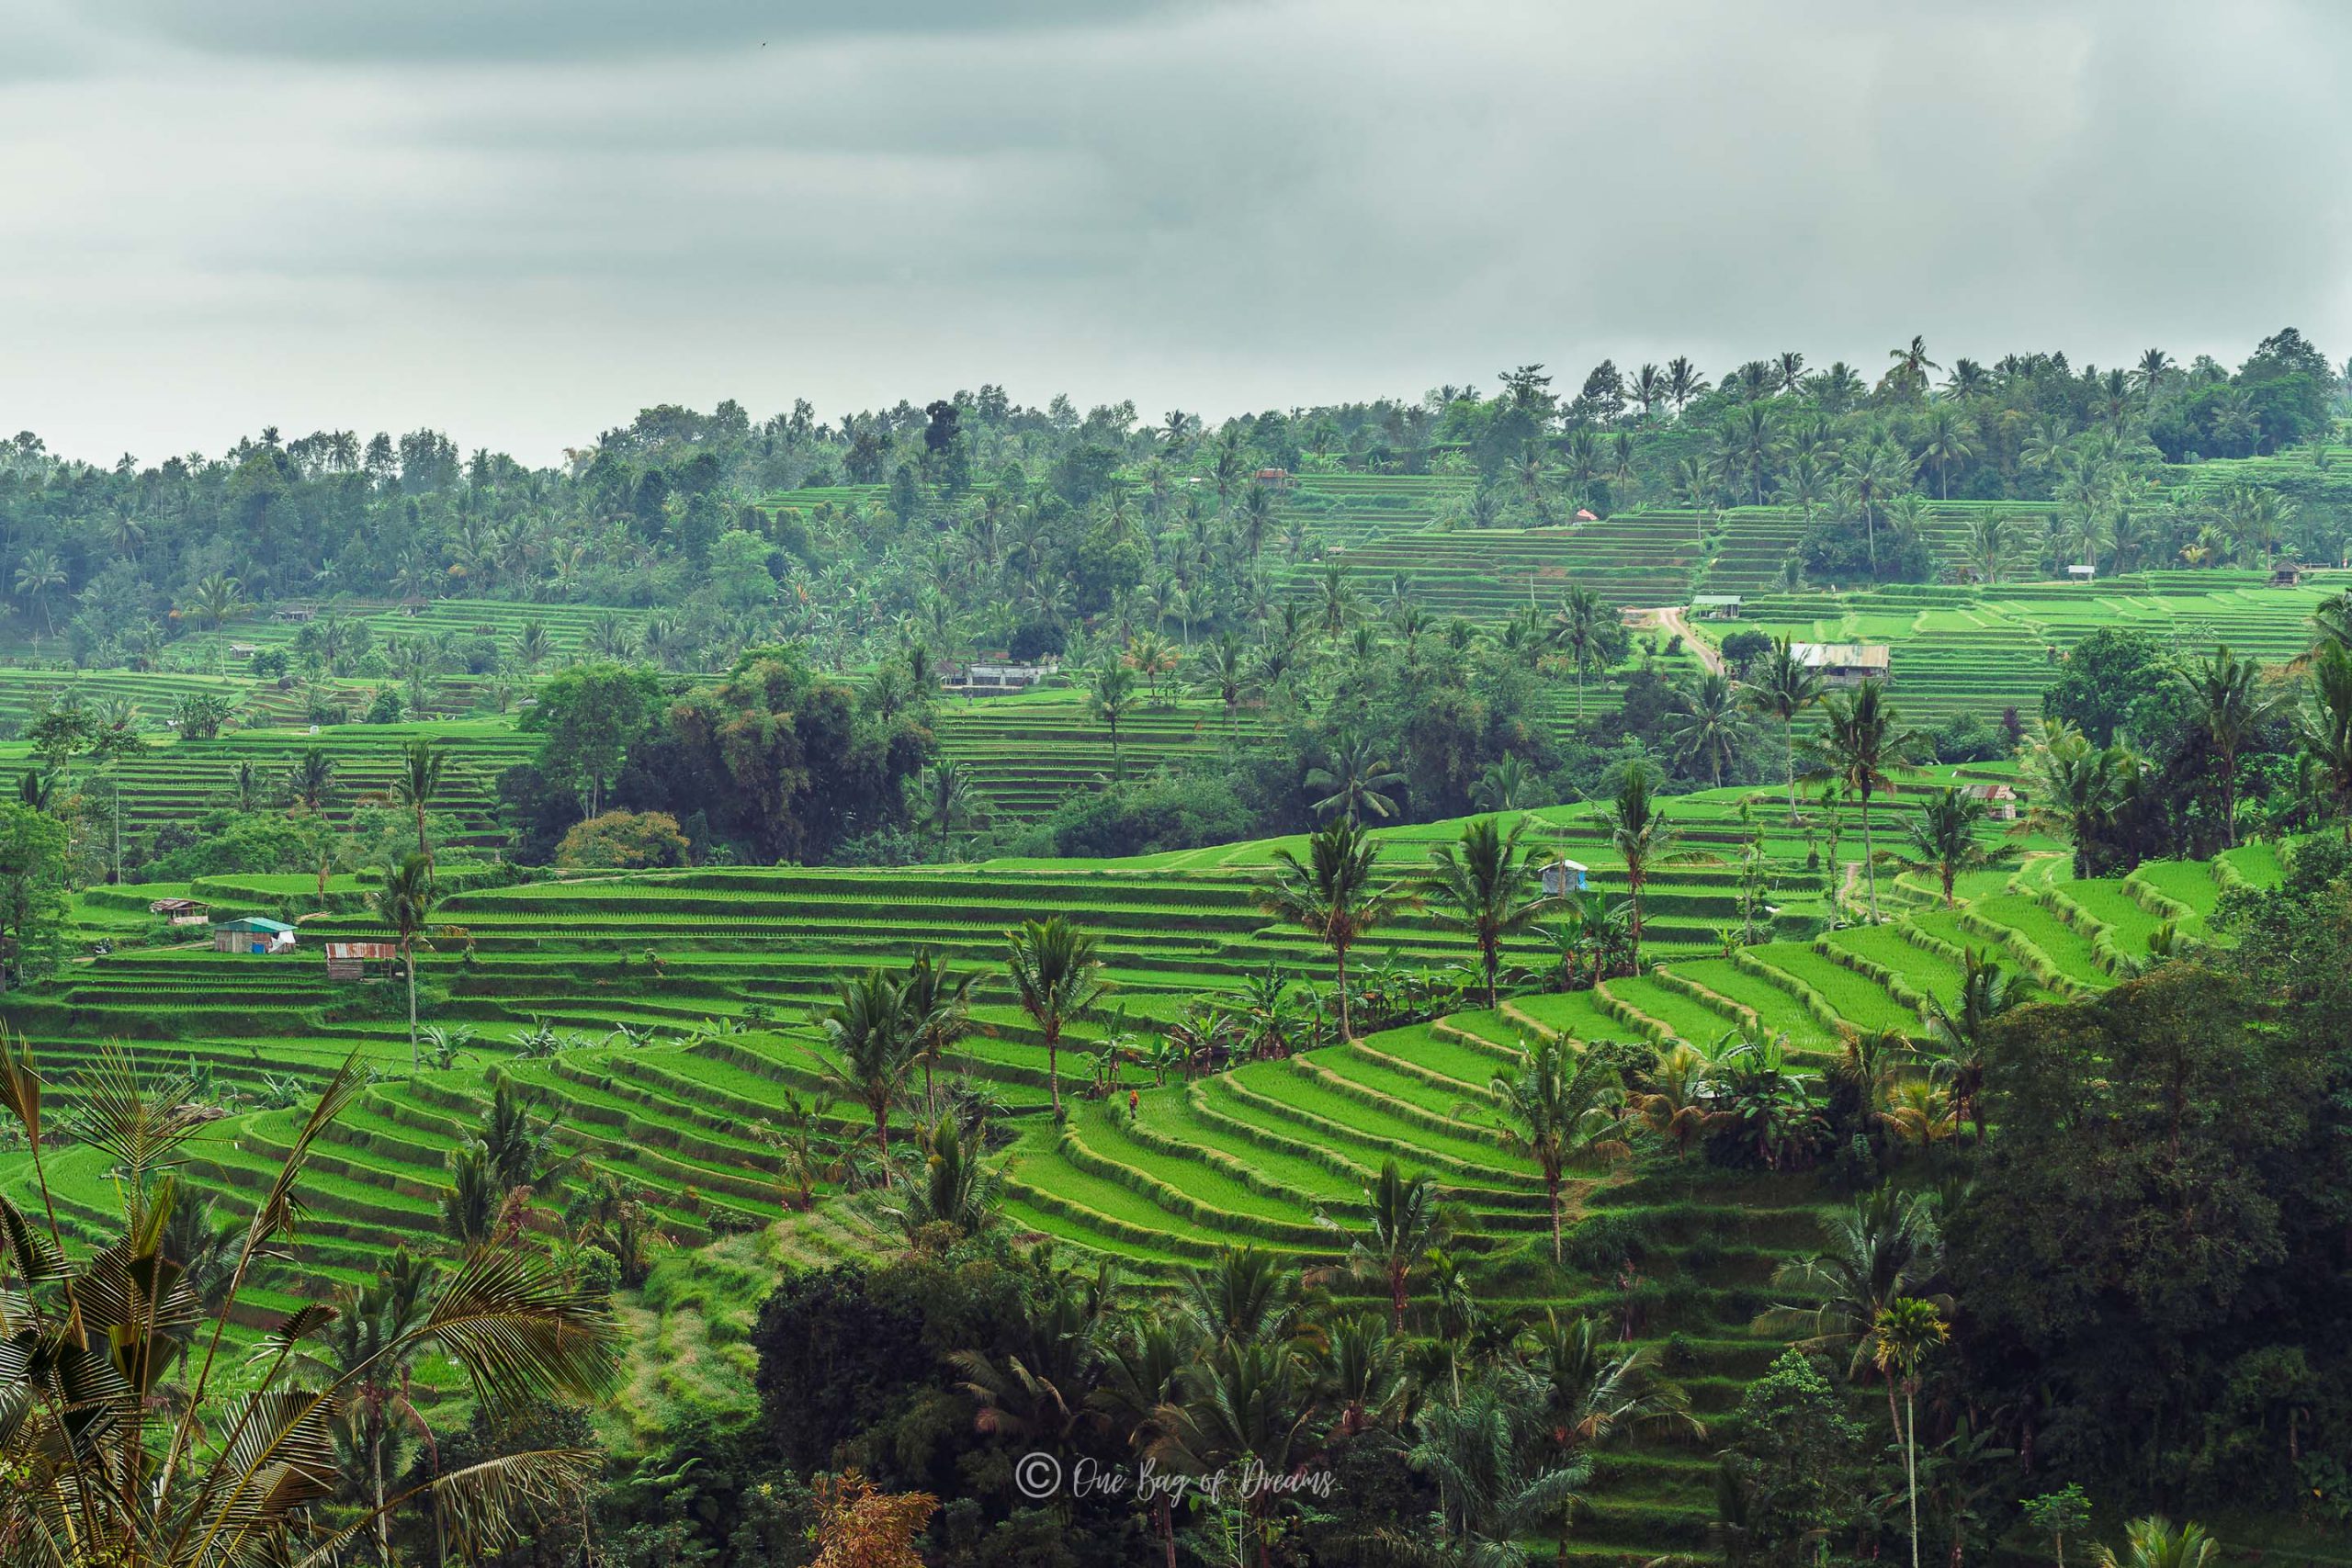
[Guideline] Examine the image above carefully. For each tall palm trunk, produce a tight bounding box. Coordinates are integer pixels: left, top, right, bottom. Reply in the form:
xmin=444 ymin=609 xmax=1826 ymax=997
xmin=1859 ymin=787 xmax=1880 ymax=921
xmin=403 ymin=941 xmax=419 ymax=1068
xmin=1046 ymin=1021 xmax=1062 ymax=1114
xmin=1904 ymin=1384 xmax=1921 ymax=1568
xmin=1334 ymin=942 xmax=1353 ymax=1042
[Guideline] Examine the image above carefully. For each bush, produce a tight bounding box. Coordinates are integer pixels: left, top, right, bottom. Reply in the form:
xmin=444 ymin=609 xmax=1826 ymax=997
xmin=1010 ymin=773 xmax=1252 ymax=859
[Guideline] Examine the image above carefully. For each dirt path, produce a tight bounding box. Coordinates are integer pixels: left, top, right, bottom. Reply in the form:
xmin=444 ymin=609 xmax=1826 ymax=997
xmin=1652 ymin=606 xmax=1725 ymax=675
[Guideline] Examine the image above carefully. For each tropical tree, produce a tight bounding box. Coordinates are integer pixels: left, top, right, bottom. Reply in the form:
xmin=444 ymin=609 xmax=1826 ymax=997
xmin=1477 ymin=1037 xmax=1633 ymax=1261
xmin=1894 ymin=786 xmax=2013 ymax=906
xmin=1543 ymin=889 xmax=1630 ymax=991
xmin=1196 ymin=630 xmax=1255 ymax=736
xmin=818 ymin=967 xmax=921 ymax=1181
xmin=1330 ymin=1159 xmax=1453 ymax=1330
xmin=1921 ymin=949 xmax=2014 ymax=1144
xmin=2177 ymin=644 xmax=2278 ymax=847
xmin=290 ymin=747 xmax=336 ymax=812
xmin=1594 ymin=769 xmax=1690 ymax=972
xmin=1519 ymin=1310 xmax=1701 ymax=1558
xmin=1756 ymin=1188 xmax=1942 ymax=1431
xmin=1420 ymin=816 xmax=1555 ymax=1008
xmin=2299 ymin=638 xmax=2352 ymax=838
xmin=0 ymin=1043 xmax=617 ymax=1566
xmin=1668 ymin=671 xmax=1746 ymax=787
xmin=899 ymin=949 xmax=975 ymax=1114
xmin=392 ymin=736 xmax=447 ymax=866
xmin=1805 ymin=680 xmax=1920 ymax=921
xmin=12 ymin=549 xmax=65 ymax=633
xmin=910 ymin=761 xmax=984 ymax=860
xmin=1004 ymin=915 xmax=1108 ymax=1116
xmin=1402 ymin=1372 xmax=1589 ymax=1568
xmin=1871 ymin=1297 xmax=1949 ymax=1568
xmin=371 ymin=852 xmax=436 ymax=1067
xmin=183 ymin=571 xmax=249 ymax=631
xmin=1254 ymin=817 xmax=1410 ymax=1042
xmin=1306 ymin=733 xmax=1407 ymax=822
xmin=876 ymin=1114 xmax=1000 ymax=1242
xmin=1744 ymin=637 xmax=1824 ymax=821
xmin=2017 ymin=720 xmax=2139 ymax=877
xmin=1086 ymin=660 xmax=1139 ymax=781
xmin=1551 ymin=586 xmax=1610 ymax=719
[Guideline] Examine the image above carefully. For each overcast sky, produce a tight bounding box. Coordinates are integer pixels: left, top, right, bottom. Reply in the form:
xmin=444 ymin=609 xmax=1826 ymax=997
xmin=5 ymin=1 xmax=2348 ymax=466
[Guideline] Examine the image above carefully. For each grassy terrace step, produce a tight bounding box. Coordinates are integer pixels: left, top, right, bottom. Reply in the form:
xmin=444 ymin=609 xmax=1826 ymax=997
xmin=1820 ymin=922 xmax=1967 ymax=1011
xmin=1598 ymin=975 xmax=1738 ymax=1045
xmin=1190 ymin=1075 xmax=1546 ymax=1211
xmin=1963 ymin=894 xmax=2116 ymax=992
xmin=1662 ymin=959 xmax=1841 ymax=1048
xmin=1738 ymin=942 xmax=1918 ymax=1034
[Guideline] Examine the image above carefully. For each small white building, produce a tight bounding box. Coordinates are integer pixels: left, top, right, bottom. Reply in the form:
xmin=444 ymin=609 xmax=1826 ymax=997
xmin=2066 ymin=564 xmax=2098 ymax=582
xmin=943 ymin=660 xmax=1057 ymax=695
xmin=1691 ymin=594 xmax=1743 ymax=621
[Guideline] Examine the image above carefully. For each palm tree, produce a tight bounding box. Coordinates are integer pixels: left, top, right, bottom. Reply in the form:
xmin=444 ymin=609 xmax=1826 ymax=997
xmin=1552 ymin=586 xmax=1610 ymax=719
xmin=1744 ymin=637 xmax=1824 ymax=821
xmin=1896 ymin=786 xmax=2012 ymax=906
xmin=1922 ymin=949 xmax=2014 ymax=1144
xmin=1086 ymin=661 xmax=1139 ymax=781
xmin=1544 ymin=889 xmax=1630 ymax=991
xmin=1806 ymin=680 xmax=1920 ymax=922
xmin=1595 ymin=769 xmax=1688 ymax=972
xmin=1255 ymin=817 xmax=1410 ymax=1042
xmin=1520 ymin=1310 xmax=1701 ymax=1558
xmin=0 ymin=1044 xmax=616 ymax=1567
xmin=290 ymin=747 xmax=336 ymax=812
xmin=1665 ymin=355 xmax=1708 ymax=412
xmin=1962 ymin=513 xmax=2019 ymax=585
xmin=371 ymin=852 xmax=435 ymax=1067
xmin=2299 ymin=640 xmax=2352 ymax=839
xmin=1756 ymin=1188 xmax=1941 ymax=1431
xmin=1915 ymin=404 xmax=1977 ymax=500
xmin=2090 ymin=1517 xmax=2222 ymax=1568
xmin=1004 ymin=915 xmax=1108 ymax=1116
xmin=1841 ymin=440 xmax=1912 ymax=573
xmin=1420 ymin=816 xmax=1555 ymax=1008
xmin=1478 ymin=1038 xmax=1633 ymax=1261
xmin=1668 ymin=672 xmax=1745 ymax=787
xmin=306 ymin=1248 xmax=437 ymax=1568
xmin=183 ymin=571 xmax=248 ymax=631
xmin=1404 ymin=1373 xmax=1589 ymax=1567
xmin=899 ymin=949 xmax=975 ymax=1114
xmin=2178 ymin=644 xmax=2278 ymax=847
xmin=1470 ymin=752 xmax=1539 ymax=812
xmin=1872 ymin=1297 xmax=1948 ymax=1568
xmin=911 ymin=761 xmax=984 ymax=860
xmin=1196 ymin=630 xmax=1255 ymax=736
xmin=817 ymin=967 xmax=920 ymax=1180
xmin=1631 ymin=363 xmax=1666 ymax=417
xmin=1887 ymin=333 xmax=1941 ymax=390
xmin=12 ymin=549 xmax=65 ymax=633
xmin=2017 ymin=722 xmax=2137 ymax=878
xmin=1331 ymin=1159 xmax=1452 ymax=1329
xmin=1306 ymin=733 xmax=1407 ymax=822
xmin=1775 ymin=350 xmax=1807 ymax=397
xmin=392 ymin=736 xmax=447 ymax=865
xmin=2132 ymin=348 xmax=2175 ymax=399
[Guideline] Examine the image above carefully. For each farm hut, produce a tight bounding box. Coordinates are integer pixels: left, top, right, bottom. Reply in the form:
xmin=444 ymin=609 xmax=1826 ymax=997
xmin=1541 ymin=859 xmax=1589 ymax=897
xmin=324 ymin=941 xmax=399 ymax=981
xmin=1789 ymin=642 xmax=1893 ymax=686
xmin=2268 ymin=563 xmax=2305 ymax=587
xmin=399 ymin=594 xmax=428 ymax=616
xmin=213 ymin=917 xmax=297 ymax=955
xmin=1962 ymin=782 xmax=2019 ymax=822
xmin=273 ymin=604 xmax=318 ymax=624
xmin=944 ymin=660 xmax=1057 ymax=695
xmin=228 ymin=642 xmax=259 ymax=660
xmin=149 ymin=897 xmax=210 ymax=926
xmin=1691 ymin=594 xmax=1743 ymax=621
xmin=1574 ymin=508 xmax=1599 ymax=522
xmin=2065 ymin=564 xmax=2098 ymax=582
xmin=1253 ymin=468 xmax=1293 ymax=490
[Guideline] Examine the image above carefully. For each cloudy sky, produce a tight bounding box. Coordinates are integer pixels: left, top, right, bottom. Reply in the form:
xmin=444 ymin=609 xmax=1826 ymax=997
xmin=4 ymin=1 xmax=2347 ymax=465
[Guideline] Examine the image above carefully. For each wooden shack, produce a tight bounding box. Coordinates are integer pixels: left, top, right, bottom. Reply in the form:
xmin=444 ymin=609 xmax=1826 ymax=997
xmin=1691 ymin=594 xmax=1743 ymax=621
xmin=1789 ymin=642 xmax=1893 ymax=686
xmin=213 ymin=917 xmax=297 ymax=954
xmin=1541 ymin=859 xmax=1589 ymax=897
xmin=1962 ymin=782 xmax=2020 ymax=822
xmin=325 ymin=941 xmax=399 ymax=980
xmin=149 ymin=897 xmax=210 ymax=926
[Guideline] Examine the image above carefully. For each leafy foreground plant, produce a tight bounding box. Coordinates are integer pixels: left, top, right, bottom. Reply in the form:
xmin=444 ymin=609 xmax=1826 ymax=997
xmin=0 ymin=1040 xmax=620 ymax=1566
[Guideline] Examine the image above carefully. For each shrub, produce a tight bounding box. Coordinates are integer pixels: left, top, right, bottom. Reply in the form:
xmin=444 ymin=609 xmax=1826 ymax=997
xmin=556 ymin=809 xmax=692 ymax=871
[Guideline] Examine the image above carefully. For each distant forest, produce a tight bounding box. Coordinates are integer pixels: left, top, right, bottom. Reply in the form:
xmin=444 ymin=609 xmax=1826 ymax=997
xmin=3 ymin=330 xmax=2348 ymax=683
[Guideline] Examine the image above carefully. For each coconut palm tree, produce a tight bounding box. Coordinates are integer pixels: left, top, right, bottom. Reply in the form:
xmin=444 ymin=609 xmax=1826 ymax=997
xmin=1668 ymin=671 xmax=1746 ymax=787
xmin=2017 ymin=722 xmax=2138 ymax=878
xmin=2177 ymin=644 xmax=2278 ymax=847
xmin=910 ymin=761 xmax=985 ymax=860
xmin=1594 ymin=768 xmax=1690 ymax=972
xmin=1004 ymin=915 xmax=1109 ymax=1116
xmin=899 ymin=948 xmax=975 ymax=1115
xmin=371 ymin=852 xmax=435 ymax=1067
xmin=182 ymin=571 xmax=248 ymax=631
xmin=1403 ymin=1372 xmax=1589 ymax=1568
xmin=1469 ymin=752 xmax=1539 ymax=812
xmin=1306 ymin=733 xmax=1407 ymax=823
xmin=2299 ymin=639 xmax=2352 ymax=839
xmin=1086 ymin=660 xmax=1139 ymax=781
xmin=1894 ymin=786 xmax=2013 ymax=906
xmin=817 ymin=966 xmax=921 ymax=1180
xmin=392 ymin=736 xmax=447 ymax=866
xmin=0 ymin=1043 xmax=616 ymax=1567
xmin=1420 ymin=816 xmax=1555 ymax=1008
xmin=1519 ymin=1309 xmax=1701 ymax=1558
xmin=1744 ymin=637 xmax=1825 ymax=822
xmin=1805 ymin=680 xmax=1921 ymax=921
xmin=12 ymin=549 xmax=65 ymax=633
xmin=1255 ymin=817 xmax=1411 ymax=1042
xmin=1329 ymin=1159 xmax=1453 ymax=1330
xmin=1551 ymin=586 xmax=1610 ymax=719
xmin=1195 ymin=630 xmax=1255 ymax=736
xmin=289 ymin=747 xmax=336 ymax=812
xmin=1962 ymin=513 xmax=2019 ymax=585
xmin=1914 ymin=404 xmax=1978 ymax=500
xmin=1665 ymin=355 xmax=1709 ymax=412
xmin=1922 ymin=949 xmax=2014 ymax=1144
xmin=1840 ymin=440 xmax=1913 ymax=573
xmin=1872 ymin=1297 xmax=1949 ymax=1568
xmin=1477 ymin=1037 xmax=1633 ymax=1262
xmin=1756 ymin=1188 xmax=1941 ymax=1432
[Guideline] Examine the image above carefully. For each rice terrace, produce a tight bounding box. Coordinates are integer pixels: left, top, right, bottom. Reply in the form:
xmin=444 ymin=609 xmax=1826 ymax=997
xmin=3 ymin=332 xmax=2350 ymax=1566
xmin=6 ymin=10 xmax=2352 ymax=1554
